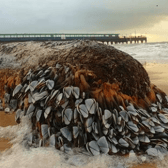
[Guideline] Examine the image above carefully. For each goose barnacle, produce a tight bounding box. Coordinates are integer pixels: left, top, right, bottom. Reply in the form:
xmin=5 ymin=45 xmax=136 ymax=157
xmin=2 ymin=41 xmax=168 ymax=157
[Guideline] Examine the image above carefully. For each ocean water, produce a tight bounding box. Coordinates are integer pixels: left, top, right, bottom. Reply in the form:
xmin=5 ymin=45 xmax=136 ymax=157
xmin=114 ymin=42 xmax=168 ymax=63
xmin=0 ymin=42 xmax=168 ymax=168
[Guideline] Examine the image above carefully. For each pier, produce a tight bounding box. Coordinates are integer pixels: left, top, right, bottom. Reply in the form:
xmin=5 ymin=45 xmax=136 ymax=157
xmin=0 ymin=33 xmax=147 ymax=44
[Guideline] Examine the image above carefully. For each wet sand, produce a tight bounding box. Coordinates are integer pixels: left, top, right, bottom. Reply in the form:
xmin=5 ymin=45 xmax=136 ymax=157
xmin=0 ymin=138 xmax=13 ymax=152
xmin=0 ymin=112 xmax=16 ymax=127
xmin=144 ymin=63 xmax=168 ymax=95
xmin=131 ymin=163 xmax=157 ymax=168
xmin=0 ymin=63 xmax=168 ymax=167
xmin=0 ymin=112 xmax=16 ymax=152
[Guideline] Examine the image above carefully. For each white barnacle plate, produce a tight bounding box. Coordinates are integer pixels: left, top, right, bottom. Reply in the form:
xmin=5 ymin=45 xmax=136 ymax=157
xmin=127 ymin=105 xmax=136 ymax=112
xmin=13 ymin=84 xmax=23 ymax=97
xmin=63 ymin=144 xmax=72 ymax=153
xmin=36 ymin=78 xmax=45 ymax=88
xmin=92 ymin=132 xmax=99 ymax=141
xmin=57 ymin=136 xmax=63 ymax=147
xmin=56 ymin=93 xmax=63 ymax=105
xmin=28 ymin=93 xmax=33 ymax=103
xmin=138 ymin=109 xmax=150 ymax=117
xmin=157 ymin=102 xmax=162 ymax=110
xmin=61 ymin=99 xmax=69 ymax=109
xmin=146 ymin=148 xmax=158 ymax=156
xmin=32 ymin=91 xmax=48 ymax=103
xmin=117 ymin=125 xmax=123 ymax=132
xmin=77 ymin=104 xmax=89 ymax=118
xmin=26 ymin=104 xmax=35 ymax=115
xmin=117 ymin=116 xmax=122 ymax=125
xmin=112 ymin=113 xmax=117 ymax=125
xmin=45 ymin=95 xmax=51 ymax=104
xmin=36 ymin=109 xmax=43 ymax=122
xmin=72 ymin=86 xmax=80 ymax=99
xmin=154 ymin=126 xmax=165 ymax=133
xmin=82 ymin=92 xmax=86 ymax=99
xmin=142 ymin=121 xmax=151 ymax=129
xmin=150 ymin=127 xmax=156 ymax=134
xmin=151 ymin=117 xmax=160 ymax=124
xmin=97 ymin=136 xmax=109 ymax=154
xmin=44 ymin=68 xmax=51 ymax=75
xmin=50 ymin=134 xmax=56 ymax=147
xmin=156 ymin=94 xmax=162 ymax=103
xmin=148 ymin=120 xmax=155 ymax=127
xmin=15 ymin=109 xmax=23 ymax=122
xmin=27 ymin=133 xmax=33 ymax=145
xmin=41 ymin=124 xmax=49 ymax=139
xmin=102 ymin=115 xmax=110 ymax=129
xmin=63 ymin=86 xmax=72 ymax=98
xmin=85 ymin=117 xmax=93 ymax=133
xmin=158 ymin=114 xmax=168 ymax=124
xmin=10 ymin=99 xmax=17 ymax=110
xmin=132 ymin=136 xmax=139 ymax=145
xmin=119 ymin=138 xmax=129 ymax=147
xmin=29 ymin=81 xmax=38 ymax=92
xmin=102 ymin=109 xmax=112 ymax=128
xmin=60 ymin=126 xmax=72 ymax=141
xmin=127 ymin=121 xmax=139 ymax=132
xmin=73 ymin=126 xmax=79 ymax=138
xmin=111 ymin=137 xmax=118 ymax=145
xmin=125 ymin=137 xmax=135 ymax=149
xmin=56 ymin=63 xmax=62 ymax=69
xmin=4 ymin=93 xmax=10 ymax=103
xmin=64 ymin=65 xmax=70 ymax=74
xmin=86 ymin=141 xmax=100 ymax=156
xmin=85 ymin=98 xmax=96 ymax=114
xmin=108 ymin=128 xmax=114 ymax=139
xmin=139 ymin=135 xmax=150 ymax=143
xmin=104 ymin=109 xmax=112 ymax=120
xmin=131 ymin=116 xmax=139 ymax=123
xmin=165 ymin=96 xmax=168 ymax=102
xmin=113 ymin=109 xmax=118 ymax=119
xmin=44 ymin=106 xmax=52 ymax=119
xmin=150 ymin=107 xmax=157 ymax=113
xmin=36 ymin=69 xmax=43 ymax=77
xmin=54 ymin=74 xmax=59 ymax=81
xmin=128 ymin=110 xmax=138 ymax=116
xmin=64 ymin=108 xmax=73 ymax=125
xmin=102 ymin=126 xmax=108 ymax=135
xmin=119 ymin=110 xmax=129 ymax=122
xmin=46 ymin=80 xmax=54 ymax=90
xmin=155 ymin=144 xmax=167 ymax=153
xmin=110 ymin=143 xmax=118 ymax=153
xmin=50 ymin=90 xmax=59 ymax=100
xmin=75 ymin=99 xmax=83 ymax=107
xmin=92 ymin=122 xmax=98 ymax=134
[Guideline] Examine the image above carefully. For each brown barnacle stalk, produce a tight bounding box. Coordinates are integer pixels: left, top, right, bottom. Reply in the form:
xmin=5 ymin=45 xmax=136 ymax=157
xmin=74 ymin=69 xmax=96 ymax=92
xmin=146 ymin=84 xmax=157 ymax=103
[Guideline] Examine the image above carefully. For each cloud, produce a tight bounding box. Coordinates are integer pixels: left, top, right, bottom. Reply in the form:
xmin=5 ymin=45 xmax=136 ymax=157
xmin=0 ymin=0 xmax=168 ymax=33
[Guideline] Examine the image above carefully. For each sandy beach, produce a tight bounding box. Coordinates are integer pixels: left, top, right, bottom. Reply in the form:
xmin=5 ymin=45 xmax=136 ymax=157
xmin=144 ymin=63 xmax=168 ymax=95
xmin=0 ymin=63 xmax=168 ymax=168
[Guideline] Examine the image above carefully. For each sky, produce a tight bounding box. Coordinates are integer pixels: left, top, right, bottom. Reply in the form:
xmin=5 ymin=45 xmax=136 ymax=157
xmin=0 ymin=0 xmax=168 ymax=42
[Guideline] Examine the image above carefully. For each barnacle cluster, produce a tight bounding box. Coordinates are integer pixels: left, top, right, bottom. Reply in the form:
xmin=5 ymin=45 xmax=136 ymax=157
xmin=2 ymin=41 xmax=168 ymax=156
